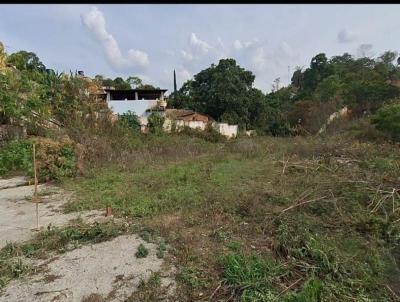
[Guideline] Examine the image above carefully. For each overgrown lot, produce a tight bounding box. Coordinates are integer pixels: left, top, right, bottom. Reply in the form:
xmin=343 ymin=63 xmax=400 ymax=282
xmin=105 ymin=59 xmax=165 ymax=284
xmin=61 ymin=128 xmax=400 ymax=301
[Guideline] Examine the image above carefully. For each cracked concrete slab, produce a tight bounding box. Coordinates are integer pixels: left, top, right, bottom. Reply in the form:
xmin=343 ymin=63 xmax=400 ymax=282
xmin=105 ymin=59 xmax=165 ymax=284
xmin=0 ymin=235 xmax=175 ymax=302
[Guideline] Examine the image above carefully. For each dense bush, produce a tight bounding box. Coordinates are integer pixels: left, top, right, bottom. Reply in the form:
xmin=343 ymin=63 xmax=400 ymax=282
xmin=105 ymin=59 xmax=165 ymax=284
xmin=371 ymin=100 xmax=400 ymax=142
xmin=178 ymin=124 xmax=226 ymax=143
xmin=0 ymin=139 xmax=32 ymax=176
xmin=33 ymin=137 xmax=76 ymax=181
xmin=0 ymin=137 xmax=76 ymax=181
xmin=118 ymin=110 xmax=141 ymax=132
xmin=147 ymin=113 xmax=165 ymax=135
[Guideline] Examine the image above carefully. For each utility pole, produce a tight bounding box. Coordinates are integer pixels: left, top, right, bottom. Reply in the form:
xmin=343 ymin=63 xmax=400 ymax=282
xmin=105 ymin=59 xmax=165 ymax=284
xmin=288 ymin=66 xmax=291 ymax=85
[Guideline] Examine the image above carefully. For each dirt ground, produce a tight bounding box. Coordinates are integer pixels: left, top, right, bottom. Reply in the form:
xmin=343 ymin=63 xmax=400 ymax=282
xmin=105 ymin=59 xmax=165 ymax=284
xmin=0 ymin=177 xmax=176 ymax=302
xmin=0 ymin=177 xmax=104 ymax=249
xmin=0 ymin=235 xmax=175 ymax=302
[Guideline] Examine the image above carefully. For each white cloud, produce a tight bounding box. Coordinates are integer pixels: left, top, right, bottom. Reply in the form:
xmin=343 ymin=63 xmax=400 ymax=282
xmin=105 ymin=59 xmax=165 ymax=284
xmin=81 ymin=6 xmax=149 ymax=70
xmin=233 ymin=39 xmax=243 ymax=50
xmin=338 ymin=29 xmax=357 ymax=43
xmin=189 ymin=33 xmax=213 ymax=54
xmin=217 ymin=37 xmax=225 ymax=50
xmin=251 ymin=47 xmax=268 ymax=71
xmin=181 ymin=50 xmax=194 ymax=61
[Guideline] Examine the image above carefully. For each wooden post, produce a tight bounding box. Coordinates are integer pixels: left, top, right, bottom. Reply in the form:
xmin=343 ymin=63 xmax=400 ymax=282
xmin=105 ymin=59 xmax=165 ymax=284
xmin=33 ymin=143 xmax=39 ymax=230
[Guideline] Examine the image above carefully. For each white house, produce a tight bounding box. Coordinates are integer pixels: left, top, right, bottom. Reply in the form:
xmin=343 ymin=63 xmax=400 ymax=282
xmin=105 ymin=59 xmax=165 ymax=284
xmin=105 ymin=88 xmax=168 ymax=130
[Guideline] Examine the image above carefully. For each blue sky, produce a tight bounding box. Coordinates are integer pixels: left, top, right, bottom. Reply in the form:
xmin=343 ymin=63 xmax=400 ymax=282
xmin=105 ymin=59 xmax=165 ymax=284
xmin=1 ymin=4 xmax=400 ymax=93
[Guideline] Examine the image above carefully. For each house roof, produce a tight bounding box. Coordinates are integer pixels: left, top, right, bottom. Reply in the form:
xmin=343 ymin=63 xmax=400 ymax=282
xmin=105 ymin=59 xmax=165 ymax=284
xmin=165 ymin=109 xmax=214 ymax=122
xmin=105 ymin=89 xmax=167 ymax=93
xmin=165 ymin=109 xmax=195 ymax=119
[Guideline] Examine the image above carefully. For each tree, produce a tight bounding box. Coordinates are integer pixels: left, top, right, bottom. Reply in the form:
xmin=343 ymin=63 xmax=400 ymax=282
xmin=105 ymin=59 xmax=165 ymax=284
xmin=113 ymin=77 xmax=131 ymax=90
xmin=371 ymin=100 xmax=400 ymax=141
xmin=6 ymin=51 xmax=46 ymax=72
xmin=126 ymin=76 xmax=142 ymax=89
xmin=177 ymin=58 xmax=255 ymax=127
xmin=94 ymin=74 xmax=104 ymax=86
xmin=168 ymin=80 xmax=193 ymax=109
xmin=272 ymin=78 xmax=280 ymax=92
xmin=313 ymin=75 xmax=343 ymax=102
xmin=291 ymin=67 xmax=304 ymax=89
xmin=139 ymin=84 xmax=158 ymax=90
xmin=302 ymin=53 xmax=333 ymax=95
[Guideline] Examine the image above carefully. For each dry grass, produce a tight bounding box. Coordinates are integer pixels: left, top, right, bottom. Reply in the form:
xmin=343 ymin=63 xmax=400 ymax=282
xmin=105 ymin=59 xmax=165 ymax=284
xmin=59 ymin=124 xmax=400 ymax=301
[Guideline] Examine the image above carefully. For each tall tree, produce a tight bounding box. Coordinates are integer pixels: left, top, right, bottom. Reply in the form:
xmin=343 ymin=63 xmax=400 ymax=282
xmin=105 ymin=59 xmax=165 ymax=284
xmin=126 ymin=76 xmax=142 ymax=89
xmin=6 ymin=51 xmax=46 ymax=72
xmin=173 ymin=69 xmax=177 ymax=96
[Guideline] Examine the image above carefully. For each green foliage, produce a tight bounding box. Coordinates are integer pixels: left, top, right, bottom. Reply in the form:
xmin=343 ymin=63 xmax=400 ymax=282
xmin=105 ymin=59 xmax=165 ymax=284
xmin=0 ymin=139 xmax=32 ymax=176
xmin=127 ymin=272 xmax=164 ymax=302
xmin=284 ymin=277 xmax=323 ymax=302
xmin=177 ymin=266 xmax=210 ymax=289
xmin=147 ymin=112 xmax=165 ymax=134
xmin=135 ymin=243 xmax=149 ymax=258
xmin=119 ymin=110 xmax=141 ymax=132
xmin=113 ymin=76 xmax=131 ymax=90
xmin=178 ymin=124 xmax=226 ymax=142
xmin=0 ymin=137 xmax=76 ymax=180
xmin=6 ymin=51 xmax=46 ymax=72
xmin=219 ymin=253 xmax=284 ymax=301
xmin=173 ymin=59 xmax=259 ymax=127
xmin=371 ymin=100 xmax=400 ymax=141
xmin=33 ymin=137 xmax=76 ymax=181
xmin=156 ymin=240 xmax=167 ymax=259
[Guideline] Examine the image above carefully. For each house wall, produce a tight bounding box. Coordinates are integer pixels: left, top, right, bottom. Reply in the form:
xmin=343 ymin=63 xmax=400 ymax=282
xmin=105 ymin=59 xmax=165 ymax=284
xmin=163 ymin=119 xmax=207 ymax=132
xmin=107 ymin=100 xmax=158 ymax=117
xmin=179 ymin=120 xmax=207 ymax=130
xmin=213 ymin=122 xmax=238 ymax=138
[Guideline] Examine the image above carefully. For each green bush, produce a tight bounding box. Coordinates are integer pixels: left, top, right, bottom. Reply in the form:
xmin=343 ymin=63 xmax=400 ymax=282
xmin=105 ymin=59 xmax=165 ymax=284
xmin=0 ymin=137 xmax=76 ymax=181
xmin=119 ymin=110 xmax=141 ymax=132
xmin=178 ymin=124 xmax=226 ymax=143
xmin=148 ymin=113 xmax=165 ymax=135
xmin=135 ymin=243 xmax=149 ymax=258
xmin=33 ymin=137 xmax=76 ymax=181
xmin=0 ymin=139 xmax=33 ymax=176
xmin=371 ymin=100 xmax=400 ymax=141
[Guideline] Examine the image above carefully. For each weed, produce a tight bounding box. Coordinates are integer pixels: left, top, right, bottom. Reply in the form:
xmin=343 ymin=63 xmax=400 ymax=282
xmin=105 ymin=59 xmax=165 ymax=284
xmin=156 ymin=240 xmax=167 ymax=259
xmin=219 ymin=252 xmax=285 ymax=301
xmin=135 ymin=244 xmax=149 ymax=258
xmin=176 ymin=266 xmax=210 ymax=290
xmin=127 ymin=272 xmax=165 ymax=301
xmin=225 ymin=241 xmax=244 ymax=252
xmin=60 ymin=133 xmax=400 ymax=300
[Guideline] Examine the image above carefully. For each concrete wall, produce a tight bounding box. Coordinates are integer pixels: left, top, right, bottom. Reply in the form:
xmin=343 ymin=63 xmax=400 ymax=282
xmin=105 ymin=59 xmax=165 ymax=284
xmin=164 ymin=118 xmax=238 ymax=138
xmin=163 ymin=119 xmax=207 ymax=132
xmin=177 ymin=120 xmax=207 ymax=130
xmin=213 ymin=122 xmax=238 ymax=138
xmin=107 ymin=100 xmax=158 ymax=117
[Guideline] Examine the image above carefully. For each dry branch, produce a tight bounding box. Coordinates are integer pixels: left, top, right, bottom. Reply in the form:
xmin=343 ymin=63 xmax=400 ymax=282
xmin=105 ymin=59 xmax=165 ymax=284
xmin=280 ymin=195 xmax=328 ymax=215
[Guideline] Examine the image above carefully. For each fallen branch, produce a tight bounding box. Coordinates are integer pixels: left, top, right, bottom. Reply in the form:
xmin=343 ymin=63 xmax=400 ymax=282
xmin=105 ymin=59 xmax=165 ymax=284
xmin=209 ymin=281 xmax=222 ymax=300
xmin=34 ymin=288 xmax=69 ymax=296
xmin=386 ymin=285 xmax=400 ymax=301
xmin=278 ymin=278 xmax=303 ymax=297
xmin=281 ymin=155 xmax=290 ymax=175
xmin=280 ymin=196 xmax=328 ymax=215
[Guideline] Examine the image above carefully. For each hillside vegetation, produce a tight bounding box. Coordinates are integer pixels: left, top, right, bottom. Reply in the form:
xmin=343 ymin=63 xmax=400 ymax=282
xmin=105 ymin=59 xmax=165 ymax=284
xmin=1 ymin=41 xmax=400 ymax=301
